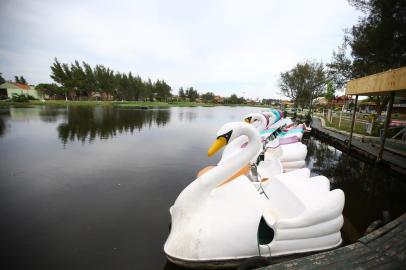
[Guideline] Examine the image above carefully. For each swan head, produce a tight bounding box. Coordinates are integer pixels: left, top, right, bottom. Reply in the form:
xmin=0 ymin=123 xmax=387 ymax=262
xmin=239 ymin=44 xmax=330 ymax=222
xmin=244 ymin=113 xmax=267 ymax=130
xmin=268 ymin=109 xmax=282 ymax=124
xmin=208 ymin=122 xmax=255 ymax=157
xmin=262 ymin=110 xmax=278 ymax=125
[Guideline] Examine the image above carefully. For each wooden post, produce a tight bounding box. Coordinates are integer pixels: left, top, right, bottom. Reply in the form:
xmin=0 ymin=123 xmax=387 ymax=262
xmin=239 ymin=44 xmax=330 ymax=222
xmin=377 ymin=91 xmax=395 ymax=161
xmin=348 ymin=95 xmax=358 ymax=150
xmin=339 ymin=105 xmax=344 ymax=128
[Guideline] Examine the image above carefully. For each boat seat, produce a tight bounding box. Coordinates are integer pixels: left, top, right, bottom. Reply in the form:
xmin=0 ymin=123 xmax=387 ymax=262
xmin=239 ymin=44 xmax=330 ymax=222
xmin=261 ymin=177 xmax=344 ymax=228
xmin=257 ymin=159 xmax=283 ymax=180
xmin=281 ymin=160 xmax=306 ymax=171
xmin=261 ymin=179 xmax=306 ymax=219
xmin=264 ymin=142 xmax=307 ymax=162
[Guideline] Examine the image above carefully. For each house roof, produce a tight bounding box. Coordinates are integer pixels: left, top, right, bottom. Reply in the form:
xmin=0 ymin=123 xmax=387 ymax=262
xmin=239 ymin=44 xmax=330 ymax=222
xmin=334 ymin=95 xmax=351 ymax=101
xmin=313 ymin=97 xmax=328 ymax=105
xmin=14 ymin=83 xmax=30 ymax=90
xmin=0 ymin=82 xmax=30 ymax=90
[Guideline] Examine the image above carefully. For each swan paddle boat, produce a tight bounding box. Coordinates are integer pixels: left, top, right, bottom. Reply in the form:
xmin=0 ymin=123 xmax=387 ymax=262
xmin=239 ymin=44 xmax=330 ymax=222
xmin=275 ymin=126 xmax=305 ymax=141
xmin=164 ymin=122 xmax=345 ymax=268
xmin=270 ymin=117 xmax=293 ymax=130
xmin=262 ymin=109 xmax=281 ymax=125
xmin=218 ymin=112 xmax=274 ymax=165
xmin=244 ymin=112 xmax=278 ymax=141
xmin=264 ymin=137 xmax=308 ymax=172
xmin=242 ymin=112 xmax=307 ymax=172
xmin=244 ymin=112 xmax=273 ymax=132
xmin=244 ymin=112 xmax=303 ymax=142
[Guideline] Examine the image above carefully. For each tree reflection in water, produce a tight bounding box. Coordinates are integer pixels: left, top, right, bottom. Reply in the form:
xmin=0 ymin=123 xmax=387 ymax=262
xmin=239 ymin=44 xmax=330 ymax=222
xmin=178 ymin=108 xmax=197 ymax=122
xmin=57 ymin=107 xmax=170 ymax=144
xmin=38 ymin=106 xmax=66 ymax=122
xmin=0 ymin=109 xmax=10 ymax=137
xmin=304 ymin=136 xmax=406 ymax=243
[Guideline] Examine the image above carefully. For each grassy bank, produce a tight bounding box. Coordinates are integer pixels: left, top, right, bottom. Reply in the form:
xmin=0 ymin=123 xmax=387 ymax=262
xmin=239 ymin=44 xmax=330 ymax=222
xmin=324 ymin=116 xmax=374 ymax=136
xmin=117 ymin=101 xmax=215 ymax=107
xmin=0 ymin=100 xmax=270 ymax=108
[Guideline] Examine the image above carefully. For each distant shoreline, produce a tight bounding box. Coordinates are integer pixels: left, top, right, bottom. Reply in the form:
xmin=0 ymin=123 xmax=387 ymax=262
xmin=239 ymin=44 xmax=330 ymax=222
xmin=0 ymin=100 xmax=271 ymax=108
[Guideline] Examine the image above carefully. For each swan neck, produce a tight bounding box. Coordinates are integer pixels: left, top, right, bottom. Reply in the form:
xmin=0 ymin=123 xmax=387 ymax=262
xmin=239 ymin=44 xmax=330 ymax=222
xmin=202 ymin=125 xmax=260 ymax=191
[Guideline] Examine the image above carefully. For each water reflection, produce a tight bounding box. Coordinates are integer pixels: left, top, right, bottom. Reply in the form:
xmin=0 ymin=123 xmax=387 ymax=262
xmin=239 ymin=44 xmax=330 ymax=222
xmin=57 ymin=107 xmax=170 ymax=144
xmin=0 ymin=109 xmax=10 ymax=137
xmin=177 ymin=108 xmax=197 ymax=122
xmin=38 ymin=106 xmax=66 ymax=122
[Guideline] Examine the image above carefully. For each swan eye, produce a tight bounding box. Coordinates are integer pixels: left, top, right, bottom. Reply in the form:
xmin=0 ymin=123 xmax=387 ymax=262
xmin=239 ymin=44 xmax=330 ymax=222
xmin=218 ymin=130 xmax=232 ymax=143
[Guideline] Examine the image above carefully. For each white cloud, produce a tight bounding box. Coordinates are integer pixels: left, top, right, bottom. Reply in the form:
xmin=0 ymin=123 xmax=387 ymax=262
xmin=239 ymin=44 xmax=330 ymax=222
xmin=0 ymin=0 xmax=360 ymax=98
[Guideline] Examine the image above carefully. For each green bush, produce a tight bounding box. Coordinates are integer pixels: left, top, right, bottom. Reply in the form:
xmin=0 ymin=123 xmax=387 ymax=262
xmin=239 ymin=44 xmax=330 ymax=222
xmin=305 ymin=113 xmax=312 ymax=125
xmin=11 ymin=93 xmax=29 ymax=103
xmin=27 ymin=94 xmax=37 ymax=100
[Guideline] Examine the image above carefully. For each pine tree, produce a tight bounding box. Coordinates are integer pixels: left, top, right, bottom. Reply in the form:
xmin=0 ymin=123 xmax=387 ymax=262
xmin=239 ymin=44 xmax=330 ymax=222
xmin=178 ymin=87 xmax=186 ymax=100
xmin=346 ymin=0 xmax=406 ymax=76
xmin=0 ymin=73 xmax=6 ymax=84
xmin=19 ymin=76 xmax=27 ymax=84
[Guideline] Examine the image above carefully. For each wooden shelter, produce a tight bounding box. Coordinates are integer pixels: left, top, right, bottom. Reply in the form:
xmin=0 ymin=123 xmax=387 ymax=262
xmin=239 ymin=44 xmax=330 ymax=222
xmin=345 ymin=66 xmax=406 ymax=160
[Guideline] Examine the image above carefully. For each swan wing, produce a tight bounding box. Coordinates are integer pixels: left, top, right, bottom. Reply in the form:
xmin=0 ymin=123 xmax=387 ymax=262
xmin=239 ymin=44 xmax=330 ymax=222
xmin=197 ymin=175 xmax=266 ymax=259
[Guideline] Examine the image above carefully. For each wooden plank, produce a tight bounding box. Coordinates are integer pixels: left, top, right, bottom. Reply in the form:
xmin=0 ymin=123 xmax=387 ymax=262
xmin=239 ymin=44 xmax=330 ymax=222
xmin=363 ymin=218 xmax=406 ymax=249
xmin=267 ymin=243 xmax=373 ymax=269
xmin=266 ymin=244 xmax=401 ymax=269
xmin=348 ymin=95 xmax=358 ymax=149
xmin=378 ymin=91 xmax=395 ymax=160
xmin=370 ymin=234 xmax=406 ymax=262
xmin=359 ymin=213 xmax=406 ymax=244
xmin=383 ymin=238 xmax=406 ymax=262
xmin=346 ymin=66 xmax=406 ymax=95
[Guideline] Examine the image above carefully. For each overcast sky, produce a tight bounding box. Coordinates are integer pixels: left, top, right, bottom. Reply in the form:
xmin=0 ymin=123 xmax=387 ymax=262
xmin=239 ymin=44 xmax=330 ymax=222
xmin=0 ymin=0 xmax=360 ymax=98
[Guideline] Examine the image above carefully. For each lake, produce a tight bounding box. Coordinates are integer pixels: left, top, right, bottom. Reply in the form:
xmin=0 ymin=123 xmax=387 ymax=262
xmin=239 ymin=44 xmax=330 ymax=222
xmin=0 ymin=106 xmax=405 ymax=270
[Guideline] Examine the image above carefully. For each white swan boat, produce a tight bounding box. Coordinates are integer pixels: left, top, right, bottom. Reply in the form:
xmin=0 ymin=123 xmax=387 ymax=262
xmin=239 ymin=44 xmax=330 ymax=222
xmin=241 ymin=112 xmax=307 ymax=172
xmin=164 ymin=122 xmax=345 ymax=268
xmin=265 ymin=138 xmax=308 ymax=172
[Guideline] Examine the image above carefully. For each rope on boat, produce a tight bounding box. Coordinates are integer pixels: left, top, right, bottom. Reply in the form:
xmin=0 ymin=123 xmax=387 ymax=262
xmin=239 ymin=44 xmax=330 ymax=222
xmin=251 ymin=163 xmax=270 ymax=200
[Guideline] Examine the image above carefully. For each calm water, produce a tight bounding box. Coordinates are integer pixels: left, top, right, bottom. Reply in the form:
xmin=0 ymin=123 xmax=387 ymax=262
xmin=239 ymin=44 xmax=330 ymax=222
xmin=0 ymin=106 xmax=405 ymax=270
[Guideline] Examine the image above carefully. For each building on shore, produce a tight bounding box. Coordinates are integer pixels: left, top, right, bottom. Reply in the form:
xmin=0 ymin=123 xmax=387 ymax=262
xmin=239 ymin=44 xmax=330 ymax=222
xmin=331 ymin=95 xmax=353 ymax=107
xmin=281 ymin=99 xmax=294 ymax=108
xmin=393 ymin=97 xmax=406 ymax=113
xmin=213 ymin=95 xmax=224 ymax=104
xmin=0 ymin=82 xmax=44 ymax=99
xmin=89 ymin=91 xmax=114 ymax=101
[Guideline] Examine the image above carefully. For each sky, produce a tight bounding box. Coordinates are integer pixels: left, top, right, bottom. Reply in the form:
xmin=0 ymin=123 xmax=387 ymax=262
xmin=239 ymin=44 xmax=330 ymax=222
xmin=0 ymin=0 xmax=361 ymax=99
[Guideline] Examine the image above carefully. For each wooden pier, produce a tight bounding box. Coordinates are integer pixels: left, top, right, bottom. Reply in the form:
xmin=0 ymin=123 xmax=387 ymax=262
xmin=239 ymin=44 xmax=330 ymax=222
xmin=311 ymin=117 xmax=406 ymax=175
xmin=259 ymin=212 xmax=406 ymax=269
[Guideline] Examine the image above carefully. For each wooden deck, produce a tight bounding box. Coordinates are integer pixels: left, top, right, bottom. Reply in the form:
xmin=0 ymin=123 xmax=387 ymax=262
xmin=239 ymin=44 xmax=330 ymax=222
xmin=311 ymin=117 xmax=406 ymax=175
xmin=259 ymin=212 xmax=406 ymax=269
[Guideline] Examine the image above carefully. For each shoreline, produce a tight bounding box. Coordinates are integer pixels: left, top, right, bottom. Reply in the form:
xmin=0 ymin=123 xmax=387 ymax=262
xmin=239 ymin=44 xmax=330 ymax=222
xmin=0 ymin=100 xmax=271 ymax=108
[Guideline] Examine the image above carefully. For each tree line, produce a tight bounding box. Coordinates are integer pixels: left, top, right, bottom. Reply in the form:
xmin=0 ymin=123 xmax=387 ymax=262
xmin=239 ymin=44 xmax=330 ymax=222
xmin=35 ymin=59 xmax=251 ymax=104
xmin=0 ymin=72 xmax=28 ymax=85
xmin=279 ymin=0 xmax=405 ymax=114
xmin=37 ymin=58 xmax=172 ymax=101
xmin=176 ymin=87 xmax=250 ymax=104
xmin=14 ymin=76 xmax=27 ymax=84
xmin=1 ymin=68 xmax=268 ymax=105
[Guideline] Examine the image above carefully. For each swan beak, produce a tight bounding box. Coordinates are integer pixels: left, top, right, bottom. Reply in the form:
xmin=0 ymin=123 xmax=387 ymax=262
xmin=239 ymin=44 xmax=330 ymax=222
xmin=208 ymin=137 xmax=227 ymax=157
xmin=244 ymin=116 xmax=252 ymax=123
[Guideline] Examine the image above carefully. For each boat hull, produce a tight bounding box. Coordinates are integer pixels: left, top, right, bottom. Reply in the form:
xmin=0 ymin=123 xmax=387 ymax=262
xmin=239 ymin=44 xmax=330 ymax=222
xmin=165 ymin=240 xmax=342 ymax=269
